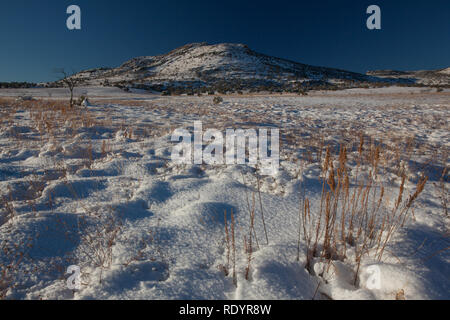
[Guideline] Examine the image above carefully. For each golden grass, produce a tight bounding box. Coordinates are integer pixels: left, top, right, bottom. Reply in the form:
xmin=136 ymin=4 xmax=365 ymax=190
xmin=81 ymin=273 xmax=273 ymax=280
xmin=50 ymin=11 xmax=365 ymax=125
xmin=298 ymin=134 xmax=430 ymax=285
xmin=0 ymin=94 xmax=446 ymax=298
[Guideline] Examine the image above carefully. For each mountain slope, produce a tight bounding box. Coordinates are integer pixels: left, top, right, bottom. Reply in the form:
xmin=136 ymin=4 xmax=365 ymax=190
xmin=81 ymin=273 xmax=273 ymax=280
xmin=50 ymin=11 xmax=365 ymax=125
xmin=367 ymin=68 xmax=450 ymax=86
xmin=52 ymin=43 xmax=408 ymax=92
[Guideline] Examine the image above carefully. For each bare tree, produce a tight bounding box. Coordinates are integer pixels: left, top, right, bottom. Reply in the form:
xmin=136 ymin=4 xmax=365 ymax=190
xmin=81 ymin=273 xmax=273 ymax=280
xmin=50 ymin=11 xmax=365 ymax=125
xmin=55 ymin=68 xmax=79 ymax=108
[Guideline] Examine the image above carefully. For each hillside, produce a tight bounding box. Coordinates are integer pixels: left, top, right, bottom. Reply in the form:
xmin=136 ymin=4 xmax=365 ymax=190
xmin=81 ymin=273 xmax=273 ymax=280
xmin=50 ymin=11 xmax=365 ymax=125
xmin=50 ymin=43 xmax=395 ymax=93
xmin=367 ymin=68 xmax=450 ymax=86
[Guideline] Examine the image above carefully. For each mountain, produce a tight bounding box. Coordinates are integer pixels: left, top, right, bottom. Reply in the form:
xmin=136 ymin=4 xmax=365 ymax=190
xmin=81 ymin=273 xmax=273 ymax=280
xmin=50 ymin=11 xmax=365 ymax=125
xmin=367 ymin=68 xmax=450 ymax=86
xmin=50 ymin=42 xmax=415 ymax=93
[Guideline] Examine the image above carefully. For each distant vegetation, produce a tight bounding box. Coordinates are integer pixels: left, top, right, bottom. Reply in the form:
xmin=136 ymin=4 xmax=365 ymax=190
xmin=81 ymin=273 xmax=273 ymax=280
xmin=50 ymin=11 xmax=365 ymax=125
xmin=0 ymin=82 xmax=37 ymax=89
xmin=116 ymin=78 xmax=434 ymax=96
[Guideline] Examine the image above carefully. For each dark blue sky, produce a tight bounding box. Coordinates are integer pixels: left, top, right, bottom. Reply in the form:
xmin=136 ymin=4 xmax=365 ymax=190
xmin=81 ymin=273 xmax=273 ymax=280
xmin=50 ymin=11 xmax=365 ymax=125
xmin=1 ymin=0 xmax=449 ymax=82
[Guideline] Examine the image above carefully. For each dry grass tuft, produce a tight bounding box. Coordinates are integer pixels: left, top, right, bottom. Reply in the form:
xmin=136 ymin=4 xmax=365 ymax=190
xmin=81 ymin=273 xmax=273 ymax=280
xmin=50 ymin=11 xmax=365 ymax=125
xmin=299 ymin=135 xmax=429 ymax=285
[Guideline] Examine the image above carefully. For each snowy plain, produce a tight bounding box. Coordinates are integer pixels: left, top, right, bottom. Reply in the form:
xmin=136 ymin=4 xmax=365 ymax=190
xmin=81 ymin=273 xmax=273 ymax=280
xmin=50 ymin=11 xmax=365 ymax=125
xmin=0 ymin=86 xmax=448 ymax=300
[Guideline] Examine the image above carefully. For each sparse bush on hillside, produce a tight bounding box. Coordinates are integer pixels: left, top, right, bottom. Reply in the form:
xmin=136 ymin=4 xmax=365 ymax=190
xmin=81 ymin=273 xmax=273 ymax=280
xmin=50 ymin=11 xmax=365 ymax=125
xmin=213 ymin=96 xmax=223 ymax=104
xmin=297 ymin=88 xmax=308 ymax=96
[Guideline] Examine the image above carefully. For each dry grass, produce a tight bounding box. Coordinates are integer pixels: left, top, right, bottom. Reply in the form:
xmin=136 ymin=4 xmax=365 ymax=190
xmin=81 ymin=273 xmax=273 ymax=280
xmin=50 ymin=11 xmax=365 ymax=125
xmin=435 ymin=166 xmax=448 ymax=217
xmin=299 ymin=134 xmax=429 ymax=285
xmin=0 ymin=99 xmax=134 ymax=296
xmin=0 ymin=94 xmax=447 ymax=298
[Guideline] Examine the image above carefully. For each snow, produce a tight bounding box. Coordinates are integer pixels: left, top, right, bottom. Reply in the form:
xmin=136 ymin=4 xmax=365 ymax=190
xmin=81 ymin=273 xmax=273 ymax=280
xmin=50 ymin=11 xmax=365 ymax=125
xmin=0 ymin=87 xmax=448 ymax=300
xmin=55 ymin=43 xmax=377 ymax=89
xmin=0 ymin=86 xmax=155 ymax=99
xmin=438 ymin=67 xmax=450 ymax=75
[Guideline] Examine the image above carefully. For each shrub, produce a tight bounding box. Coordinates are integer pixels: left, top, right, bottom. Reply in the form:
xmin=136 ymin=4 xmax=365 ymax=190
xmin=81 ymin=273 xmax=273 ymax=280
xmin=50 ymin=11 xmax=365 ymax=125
xmin=213 ymin=96 xmax=223 ymax=105
xmin=297 ymin=88 xmax=308 ymax=96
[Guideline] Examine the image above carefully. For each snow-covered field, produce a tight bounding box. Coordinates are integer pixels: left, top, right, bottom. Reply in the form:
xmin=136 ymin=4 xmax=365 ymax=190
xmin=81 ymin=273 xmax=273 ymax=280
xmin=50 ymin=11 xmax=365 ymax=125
xmin=0 ymin=87 xmax=448 ymax=300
